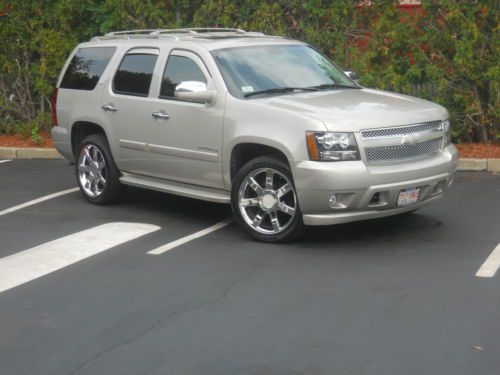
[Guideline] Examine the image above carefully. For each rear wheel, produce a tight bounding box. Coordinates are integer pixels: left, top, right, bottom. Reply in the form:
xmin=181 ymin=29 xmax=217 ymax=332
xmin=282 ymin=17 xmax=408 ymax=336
xmin=231 ymin=156 xmax=304 ymax=242
xmin=76 ymin=134 xmax=124 ymax=204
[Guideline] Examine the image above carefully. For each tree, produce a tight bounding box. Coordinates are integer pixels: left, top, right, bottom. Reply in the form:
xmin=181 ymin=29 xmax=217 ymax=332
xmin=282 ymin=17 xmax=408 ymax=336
xmin=0 ymin=0 xmax=498 ymax=142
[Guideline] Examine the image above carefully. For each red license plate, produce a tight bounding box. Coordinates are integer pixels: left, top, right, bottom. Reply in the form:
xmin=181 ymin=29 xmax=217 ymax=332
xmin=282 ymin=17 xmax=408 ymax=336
xmin=397 ymin=188 xmax=420 ymax=206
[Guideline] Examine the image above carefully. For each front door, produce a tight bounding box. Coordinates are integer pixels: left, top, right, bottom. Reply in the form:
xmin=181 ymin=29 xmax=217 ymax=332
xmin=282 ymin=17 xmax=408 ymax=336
xmin=147 ymin=50 xmax=224 ymax=189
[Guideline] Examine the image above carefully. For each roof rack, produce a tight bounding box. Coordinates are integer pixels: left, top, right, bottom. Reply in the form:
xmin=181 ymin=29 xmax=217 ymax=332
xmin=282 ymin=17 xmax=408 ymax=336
xmin=159 ymin=28 xmax=247 ymax=35
xmin=91 ymin=28 xmax=267 ymax=42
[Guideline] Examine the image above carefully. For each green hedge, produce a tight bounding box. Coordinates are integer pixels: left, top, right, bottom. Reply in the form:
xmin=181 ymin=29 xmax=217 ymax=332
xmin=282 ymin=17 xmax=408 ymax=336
xmin=0 ymin=0 xmax=498 ymax=142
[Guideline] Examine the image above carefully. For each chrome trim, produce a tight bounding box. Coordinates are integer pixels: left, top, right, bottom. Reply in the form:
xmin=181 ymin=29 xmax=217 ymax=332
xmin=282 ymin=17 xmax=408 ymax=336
xmin=148 ymin=143 xmax=218 ymax=162
xmin=78 ymin=144 xmax=107 ymax=197
xmin=237 ymin=167 xmax=297 ymax=235
xmin=120 ymin=172 xmax=230 ymax=203
xmin=365 ymin=138 xmax=442 ymax=164
xmin=361 ymin=120 xmax=445 ymax=163
xmin=119 ymin=139 xmax=147 ymax=151
xmin=361 ymin=121 xmax=443 ymax=140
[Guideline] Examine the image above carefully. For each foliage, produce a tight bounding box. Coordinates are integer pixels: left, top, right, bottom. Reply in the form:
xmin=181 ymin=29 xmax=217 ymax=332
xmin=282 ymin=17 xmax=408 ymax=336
xmin=0 ymin=0 xmax=498 ymax=142
xmin=30 ymin=124 xmax=42 ymax=145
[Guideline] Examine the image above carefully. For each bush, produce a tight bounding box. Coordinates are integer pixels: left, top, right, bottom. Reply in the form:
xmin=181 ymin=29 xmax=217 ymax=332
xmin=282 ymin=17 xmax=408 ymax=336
xmin=0 ymin=0 xmax=497 ymax=143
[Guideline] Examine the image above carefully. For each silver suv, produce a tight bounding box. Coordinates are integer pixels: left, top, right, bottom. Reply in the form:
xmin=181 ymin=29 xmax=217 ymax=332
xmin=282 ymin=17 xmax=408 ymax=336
xmin=52 ymin=28 xmax=457 ymax=242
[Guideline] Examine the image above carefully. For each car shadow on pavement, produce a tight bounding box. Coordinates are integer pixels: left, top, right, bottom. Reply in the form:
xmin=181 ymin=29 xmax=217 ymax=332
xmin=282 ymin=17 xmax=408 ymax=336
xmin=301 ymin=212 xmax=444 ymax=248
xmin=116 ymin=186 xmax=444 ymax=249
xmin=120 ymin=186 xmax=232 ymax=221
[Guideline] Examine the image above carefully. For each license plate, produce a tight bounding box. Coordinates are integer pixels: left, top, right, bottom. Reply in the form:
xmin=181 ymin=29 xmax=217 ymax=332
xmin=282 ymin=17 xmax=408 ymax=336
xmin=397 ymin=188 xmax=420 ymax=206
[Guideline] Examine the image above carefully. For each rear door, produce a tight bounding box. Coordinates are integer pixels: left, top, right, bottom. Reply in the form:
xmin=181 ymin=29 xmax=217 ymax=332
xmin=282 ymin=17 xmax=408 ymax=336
xmin=100 ymin=48 xmax=160 ymax=174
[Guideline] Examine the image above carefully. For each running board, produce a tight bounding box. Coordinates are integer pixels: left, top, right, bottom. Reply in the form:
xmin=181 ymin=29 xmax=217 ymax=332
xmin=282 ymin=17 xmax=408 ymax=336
xmin=119 ymin=173 xmax=231 ymax=204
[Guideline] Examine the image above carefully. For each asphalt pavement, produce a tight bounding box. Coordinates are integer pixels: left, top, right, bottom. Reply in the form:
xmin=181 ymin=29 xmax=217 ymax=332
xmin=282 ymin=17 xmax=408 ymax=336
xmin=0 ymin=159 xmax=499 ymax=375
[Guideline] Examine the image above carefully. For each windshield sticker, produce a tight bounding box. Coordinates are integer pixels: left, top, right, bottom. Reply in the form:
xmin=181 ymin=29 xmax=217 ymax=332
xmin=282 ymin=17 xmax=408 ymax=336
xmin=241 ymin=86 xmax=254 ymax=93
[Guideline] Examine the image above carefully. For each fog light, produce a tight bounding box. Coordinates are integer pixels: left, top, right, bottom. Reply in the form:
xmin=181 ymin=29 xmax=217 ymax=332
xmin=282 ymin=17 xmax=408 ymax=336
xmin=329 ymin=194 xmax=337 ymax=208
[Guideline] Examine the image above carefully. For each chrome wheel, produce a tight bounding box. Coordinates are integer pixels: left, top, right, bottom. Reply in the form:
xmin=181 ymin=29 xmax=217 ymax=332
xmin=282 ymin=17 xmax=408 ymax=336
xmin=238 ymin=168 xmax=297 ymax=235
xmin=78 ymin=144 xmax=107 ymax=198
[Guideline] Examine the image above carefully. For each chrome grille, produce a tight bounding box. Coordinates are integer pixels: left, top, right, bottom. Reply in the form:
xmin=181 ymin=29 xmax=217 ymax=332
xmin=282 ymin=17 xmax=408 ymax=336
xmin=365 ymin=138 xmax=442 ymax=163
xmin=361 ymin=121 xmax=442 ymax=139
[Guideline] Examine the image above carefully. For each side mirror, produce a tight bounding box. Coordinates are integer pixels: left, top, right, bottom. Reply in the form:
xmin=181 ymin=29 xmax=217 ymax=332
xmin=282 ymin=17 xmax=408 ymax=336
xmin=174 ymin=81 xmax=216 ymax=104
xmin=344 ymin=71 xmax=359 ymax=83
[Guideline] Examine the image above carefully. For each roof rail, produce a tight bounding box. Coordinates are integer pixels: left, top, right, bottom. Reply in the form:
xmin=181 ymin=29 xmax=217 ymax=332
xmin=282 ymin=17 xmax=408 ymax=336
xmin=159 ymin=28 xmax=247 ymax=35
xmin=105 ymin=29 xmax=167 ymax=36
xmin=90 ymin=28 xmax=271 ymax=42
xmin=91 ymin=29 xmax=169 ymax=41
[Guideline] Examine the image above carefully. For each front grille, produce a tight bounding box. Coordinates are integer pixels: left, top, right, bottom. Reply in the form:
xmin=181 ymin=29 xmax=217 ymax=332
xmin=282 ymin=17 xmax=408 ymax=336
xmin=365 ymin=138 xmax=442 ymax=163
xmin=361 ymin=121 xmax=442 ymax=139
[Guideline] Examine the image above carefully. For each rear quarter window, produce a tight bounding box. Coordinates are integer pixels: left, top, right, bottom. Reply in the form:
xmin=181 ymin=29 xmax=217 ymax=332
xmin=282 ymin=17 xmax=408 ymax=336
xmin=60 ymin=47 xmax=116 ymax=90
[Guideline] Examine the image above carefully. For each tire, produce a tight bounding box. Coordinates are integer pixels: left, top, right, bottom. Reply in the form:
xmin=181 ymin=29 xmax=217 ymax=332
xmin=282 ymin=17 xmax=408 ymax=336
xmin=75 ymin=134 xmax=124 ymax=205
xmin=231 ymin=155 xmax=304 ymax=242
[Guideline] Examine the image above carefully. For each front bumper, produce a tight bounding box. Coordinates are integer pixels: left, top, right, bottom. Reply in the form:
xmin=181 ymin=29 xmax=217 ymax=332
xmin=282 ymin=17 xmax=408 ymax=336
xmin=293 ymin=145 xmax=457 ymax=226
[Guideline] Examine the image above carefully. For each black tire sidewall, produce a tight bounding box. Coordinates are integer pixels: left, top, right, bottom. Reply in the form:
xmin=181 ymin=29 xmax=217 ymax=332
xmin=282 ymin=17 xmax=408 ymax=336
xmin=231 ymin=156 xmax=304 ymax=243
xmin=75 ymin=134 xmax=123 ymax=205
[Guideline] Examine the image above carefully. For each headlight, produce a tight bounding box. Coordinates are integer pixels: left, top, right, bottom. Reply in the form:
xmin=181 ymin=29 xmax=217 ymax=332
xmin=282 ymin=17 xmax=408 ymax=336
xmin=442 ymin=119 xmax=451 ymax=146
xmin=306 ymin=131 xmax=360 ymax=161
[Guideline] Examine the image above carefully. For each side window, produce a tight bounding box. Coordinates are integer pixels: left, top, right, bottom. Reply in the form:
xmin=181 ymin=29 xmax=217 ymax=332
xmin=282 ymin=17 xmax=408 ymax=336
xmin=160 ymin=55 xmax=207 ymax=99
xmin=113 ymin=53 xmax=158 ymax=97
xmin=60 ymin=47 xmax=116 ymax=90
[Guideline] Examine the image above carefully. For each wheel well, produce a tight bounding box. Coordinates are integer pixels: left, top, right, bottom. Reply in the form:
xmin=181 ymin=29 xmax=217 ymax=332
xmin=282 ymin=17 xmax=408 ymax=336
xmin=230 ymin=143 xmax=289 ymax=180
xmin=71 ymin=122 xmax=106 ymax=157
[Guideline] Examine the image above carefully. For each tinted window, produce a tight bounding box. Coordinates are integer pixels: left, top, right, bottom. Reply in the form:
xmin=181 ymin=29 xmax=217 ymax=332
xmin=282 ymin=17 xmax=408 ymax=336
xmin=113 ymin=54 xmax=158 ymax=96
xmin=60 ymin=47 xmax=116 ymax=90
xmin=160 ymin=55 xmax=207 ymax=98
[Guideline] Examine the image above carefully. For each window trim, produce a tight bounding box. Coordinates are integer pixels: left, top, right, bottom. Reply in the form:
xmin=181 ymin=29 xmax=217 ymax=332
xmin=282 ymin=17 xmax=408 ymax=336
xmin=158 ymin=49 xmax=211 ymax=102
xmin=112 ymin=48 xmax=160 ymax=98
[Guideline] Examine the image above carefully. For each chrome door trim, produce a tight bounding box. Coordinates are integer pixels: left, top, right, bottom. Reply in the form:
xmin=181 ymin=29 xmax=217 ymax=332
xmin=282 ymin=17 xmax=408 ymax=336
xmin=148 ymin=143 xmax=218 ymax=162
xmin=119 ymin=139 xmax=147 ymax=151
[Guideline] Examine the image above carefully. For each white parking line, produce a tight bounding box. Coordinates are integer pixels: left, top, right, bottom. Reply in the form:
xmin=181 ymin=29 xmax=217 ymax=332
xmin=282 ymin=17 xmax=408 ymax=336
xmin=0 ymin=160 xmax=12 ymax=164
xmin=0 ymin=222 xmax=161 ymax=293
xmin=476 ymin=243 xmax=500 ymax=278
xmin=0 ymin=187 xmax=79 ymax=217
xmin=148 ymin=218 xmax=232 ymax=255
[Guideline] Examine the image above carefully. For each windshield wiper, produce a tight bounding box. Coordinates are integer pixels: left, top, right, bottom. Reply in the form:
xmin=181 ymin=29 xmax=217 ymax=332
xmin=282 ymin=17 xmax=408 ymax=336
xmin=244 ymin=87 xmax=318 ymax=98
xmin=309 ymin=83 xmax=360 ymax=90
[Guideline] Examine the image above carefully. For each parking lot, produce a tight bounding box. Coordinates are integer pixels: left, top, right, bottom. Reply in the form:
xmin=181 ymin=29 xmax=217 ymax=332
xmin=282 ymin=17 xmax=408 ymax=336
xmin=0 ymin=159 xmax=499 ymax=375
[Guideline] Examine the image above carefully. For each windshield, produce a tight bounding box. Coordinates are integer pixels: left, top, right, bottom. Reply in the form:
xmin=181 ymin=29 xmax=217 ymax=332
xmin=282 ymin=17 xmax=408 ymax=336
xmin=212 ymin=44 xmax=358 ymax=99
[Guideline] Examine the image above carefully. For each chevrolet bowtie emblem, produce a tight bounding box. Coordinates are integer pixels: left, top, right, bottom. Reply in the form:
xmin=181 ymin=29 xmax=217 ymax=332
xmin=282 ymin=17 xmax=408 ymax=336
xmin=401 ymin=133 xmax=420 ymax=145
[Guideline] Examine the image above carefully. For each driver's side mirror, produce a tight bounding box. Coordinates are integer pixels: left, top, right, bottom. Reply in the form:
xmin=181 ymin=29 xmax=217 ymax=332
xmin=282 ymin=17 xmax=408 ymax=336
xmin=344 ymin=71 xmax=359 ymax=83
xmin=174 ymin=81 xmax=217 ymax=104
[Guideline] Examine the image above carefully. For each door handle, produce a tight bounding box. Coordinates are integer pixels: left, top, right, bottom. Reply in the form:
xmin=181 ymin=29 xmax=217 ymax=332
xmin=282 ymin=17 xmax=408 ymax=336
xmin=102 ymin=104 xmax=118 ymax=112
xmin=152 ymin=111 xmax=170 ymax=120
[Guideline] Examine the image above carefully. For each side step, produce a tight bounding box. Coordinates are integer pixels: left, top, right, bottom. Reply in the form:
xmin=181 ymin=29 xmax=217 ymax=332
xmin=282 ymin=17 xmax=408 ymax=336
xmin=119 ymin=173 xmax=231 ymax=204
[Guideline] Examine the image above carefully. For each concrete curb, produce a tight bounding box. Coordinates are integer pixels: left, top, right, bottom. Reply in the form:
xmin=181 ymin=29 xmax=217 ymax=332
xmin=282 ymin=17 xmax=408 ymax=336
xmin=486 ymin=159 xmax=500 ymax=172
xmin=0 ymin=147 xmax=63 ymax=160
xmin=457 ymin=158 xmax=500 ymax=172
xmin=457 ymin=158 xmax=487 ymax=171
xmin=1 ymin=146 xmax=499 ymax=172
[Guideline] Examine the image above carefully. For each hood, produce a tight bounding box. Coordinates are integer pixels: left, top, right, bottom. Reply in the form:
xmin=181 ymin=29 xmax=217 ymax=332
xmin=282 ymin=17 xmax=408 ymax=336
xmin=258 ymin=88 xmax=447 ymax=132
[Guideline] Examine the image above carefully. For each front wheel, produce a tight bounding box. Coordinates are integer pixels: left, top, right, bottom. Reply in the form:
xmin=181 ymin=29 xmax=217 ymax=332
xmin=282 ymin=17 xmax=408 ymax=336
xmin=231 ymin=156 xmax=304 ymax=242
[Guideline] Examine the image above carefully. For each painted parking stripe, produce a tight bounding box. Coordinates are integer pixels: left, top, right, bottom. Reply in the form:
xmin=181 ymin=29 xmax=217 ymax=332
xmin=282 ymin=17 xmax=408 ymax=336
xmin=0 ymin=160 xmax=12 ymax=164
xmin=0 ymin=222 xmax=160 ymax=293
xmin=0 ymin=187 xmax=79 ymax=217
xmin=148 ymin=218 xmax=232 ymax=255
xmin=476 ymin=243 xmax=500 ymax=278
